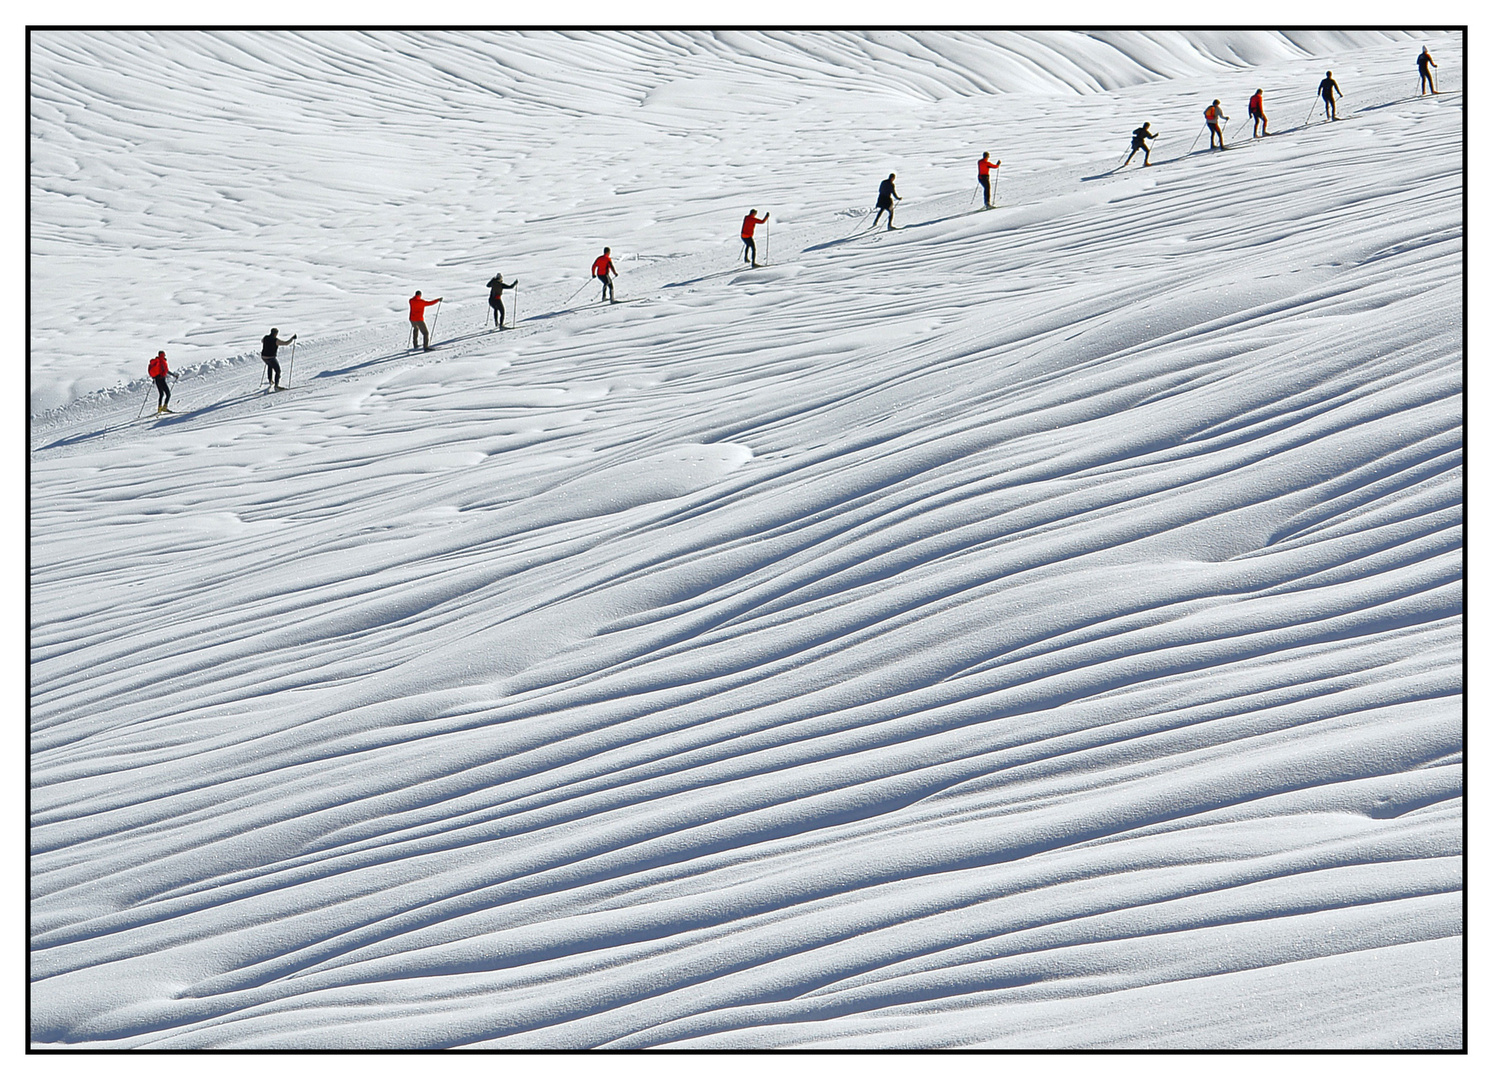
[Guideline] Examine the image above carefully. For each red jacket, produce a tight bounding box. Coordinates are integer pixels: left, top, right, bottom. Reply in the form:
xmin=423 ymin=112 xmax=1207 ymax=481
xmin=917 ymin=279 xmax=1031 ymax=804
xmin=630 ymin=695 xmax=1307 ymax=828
xmin=741 ymin=214 xmax=766 ymax=239
xmin=1249 ymin=92 xmax=1264 ymax=115
xmin=148 ymin=353 xmax=168 ymax=379
xmin=978 ymin=158 xmax=997 ymax=177
xmin=591 ymin=254 xmax=615 ymax=278
xmin=408 ymin=295 xmax=440 ymax=322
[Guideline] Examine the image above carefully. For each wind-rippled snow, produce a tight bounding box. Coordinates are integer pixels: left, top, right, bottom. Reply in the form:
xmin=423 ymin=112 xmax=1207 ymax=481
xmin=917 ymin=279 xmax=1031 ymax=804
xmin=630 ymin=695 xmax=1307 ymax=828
xmin=29 ymin=30 xmax=1461 ymax=1049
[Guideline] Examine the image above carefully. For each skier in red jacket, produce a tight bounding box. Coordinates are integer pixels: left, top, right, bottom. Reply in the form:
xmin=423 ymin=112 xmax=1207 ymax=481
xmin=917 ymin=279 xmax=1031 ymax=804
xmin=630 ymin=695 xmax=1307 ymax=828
xmin=147 ymin=351 xmax=173 ymax=413
xmin=1248 ymin=89 xmax=1267 ymax=138
xmin=408 ymin=291 xmax=441 ymax=351
xmin=591 ymin=247 xmax=618 ymax=303
xmin=977 ymin=153 xmax=1000 ymax=208
xmin=741 ymin=211 xmax=769 ymax=267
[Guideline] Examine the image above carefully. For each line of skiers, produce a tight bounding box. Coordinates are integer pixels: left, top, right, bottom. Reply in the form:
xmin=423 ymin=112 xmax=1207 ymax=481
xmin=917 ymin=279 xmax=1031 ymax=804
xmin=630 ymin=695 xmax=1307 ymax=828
xmin=144 ymin=46 xmax=1448 ymax=407
xmin=147 ymin=334 xmax=295 ymax=413
xmin=1120 ymin=49 xmax=1439 ymax=166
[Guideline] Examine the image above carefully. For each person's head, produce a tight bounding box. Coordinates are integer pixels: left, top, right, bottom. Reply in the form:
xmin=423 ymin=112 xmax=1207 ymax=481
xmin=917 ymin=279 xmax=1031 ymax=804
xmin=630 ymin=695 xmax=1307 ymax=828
xmin=157 ymin=351 xmax=165 ymax=358
xmin=603 ymin=246 xmax=610 ymax=254
xmin=981 ymin=151 xmax=988 ymax=159
xmin=270 ymin=327 xmax=278 ymax=335
xmin=889 ymin=173 xmax=895 ymax=180
xmin=1256 ymin=88 xmax=1263 ymax=95
xmin=749 ymin=209 xmax=757 ymax=216
xmin=1213 ymin=99 xmax=1220 ymax=105
xmin=414 ymin=290 xmax=422 ymax=297
xmin=1143 ymin=122 xmax=1151 ymax=129
xmin=1326 ymin=71 xmax=1332 ymax=77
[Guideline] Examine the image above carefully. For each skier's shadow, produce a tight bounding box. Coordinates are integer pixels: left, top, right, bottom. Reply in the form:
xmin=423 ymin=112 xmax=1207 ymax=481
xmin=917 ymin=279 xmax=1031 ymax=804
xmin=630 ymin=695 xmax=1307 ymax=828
xmin=664 ymin=268 xmax=750 ymax=288
xmin=36 ymin=425 xmax=125 ymax=451
xmin=525 ymin=300 xmax=619 ymax=321
xmin=315 ymin=350 xmax=413 ymax=378
xmin=148 ymin=390 xmax=265 ymax=427
xmin=804 ymin=230 xmax=877 ymax=251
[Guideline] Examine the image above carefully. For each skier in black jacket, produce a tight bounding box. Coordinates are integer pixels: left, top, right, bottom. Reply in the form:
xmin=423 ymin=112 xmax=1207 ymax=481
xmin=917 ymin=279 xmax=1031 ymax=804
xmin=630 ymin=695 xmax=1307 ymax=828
xmin=260 ymin=328 xmax=296 ymax=389
xmin=1122 ymin=123 xmax=1157 ymax=167
xmin=1318 ymin=71 xmax=1342 ymax=120
xmin=486 ymin=273 xmax=517 ymax=330
xmin=1417 ymin=48 xmax=1437 ymax=95
xmin=871 ymin=173 xmax=901 ymax=230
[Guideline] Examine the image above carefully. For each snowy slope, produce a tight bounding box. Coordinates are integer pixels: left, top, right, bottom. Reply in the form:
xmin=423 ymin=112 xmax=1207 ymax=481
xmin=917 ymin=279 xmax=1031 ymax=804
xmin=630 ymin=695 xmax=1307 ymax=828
xmin=29 ymin=30 xmax=1462 ymax=1049
xmin=30 ymin=28 xmax=1436 ymax=413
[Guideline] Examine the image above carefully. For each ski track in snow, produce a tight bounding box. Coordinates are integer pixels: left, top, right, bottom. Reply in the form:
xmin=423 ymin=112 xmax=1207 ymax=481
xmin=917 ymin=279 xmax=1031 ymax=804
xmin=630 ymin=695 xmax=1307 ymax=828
xmin=29 ymin=31 xmax=1461 ymax=1049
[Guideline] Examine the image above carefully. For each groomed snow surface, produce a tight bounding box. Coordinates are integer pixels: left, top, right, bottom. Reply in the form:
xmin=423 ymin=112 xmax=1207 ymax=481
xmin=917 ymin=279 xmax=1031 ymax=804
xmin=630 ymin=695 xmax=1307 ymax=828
xmin=30 ymin=31 xmax=1462 ymax=1049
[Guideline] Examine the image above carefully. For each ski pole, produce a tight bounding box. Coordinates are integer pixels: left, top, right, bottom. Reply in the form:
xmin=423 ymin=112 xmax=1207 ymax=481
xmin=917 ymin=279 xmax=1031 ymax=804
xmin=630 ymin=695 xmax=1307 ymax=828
xmin=257 ymin=358 xmax=265 ymax=388
xmin=1304 ymin=97 xmax=1317 ymax=125
xmin=565 ymin=278 xmax=592 ymax=303
xmin=135 ymin=385 xmax=152 ymax=421
xmin=1188 ymin=123 xmax=1206 ymax=153
xmin=513 ymin=288 xmax=518 ymax=328
xmin=285 ymin=339 xmax=296 ymax=389
xmin=763 ymin=221 xmax=769 ymax=266
xmin=992 ymin=168 xmax=1000 ymax=203
xmin=427 ymin=302 xmax=441 ymax=347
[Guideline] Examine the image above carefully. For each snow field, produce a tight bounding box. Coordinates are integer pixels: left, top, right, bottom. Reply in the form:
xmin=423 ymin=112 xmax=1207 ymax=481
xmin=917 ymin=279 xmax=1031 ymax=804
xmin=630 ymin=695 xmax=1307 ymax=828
xmin=29 ymin=31 xmax=1461 ymax=1048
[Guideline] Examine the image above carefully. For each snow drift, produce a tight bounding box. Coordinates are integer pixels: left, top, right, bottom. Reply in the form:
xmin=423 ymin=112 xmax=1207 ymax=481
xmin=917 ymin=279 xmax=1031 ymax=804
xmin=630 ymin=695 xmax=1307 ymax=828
xmin=29 ymin=30 xmax=1461 ymax=1048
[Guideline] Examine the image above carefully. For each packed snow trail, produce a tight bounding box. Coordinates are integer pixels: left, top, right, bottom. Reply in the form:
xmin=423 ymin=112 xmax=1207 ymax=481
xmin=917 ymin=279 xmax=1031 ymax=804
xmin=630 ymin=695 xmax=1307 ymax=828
xmin=30 ymin=32 xmax=1461 ymax=1048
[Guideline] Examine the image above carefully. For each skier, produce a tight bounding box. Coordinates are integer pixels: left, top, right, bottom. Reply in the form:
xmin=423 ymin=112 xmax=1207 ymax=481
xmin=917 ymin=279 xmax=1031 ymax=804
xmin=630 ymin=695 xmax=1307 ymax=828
xmin=1318 ymin=71 xmax=1342 ymax=120
xmin=408 ymin=290 xmax=441 ymax=351
xmin=147 ymin=350 xmax=173 ymax=413
xmin=977 ymin=153 xmax=1000 ymax=208
xmin=1122 ymin=123 xmax=1156 ymax=167
xmin=1204 ymin=100 xmax=1228 ymax=149
xmin=591 ymin=247 xmax=618 ymax=302
xmin=1417 ymin=47 xmax=1438 ymax=95
xmin=871 ymin=173 xmax=900 ymax=230
xmin=486 ymin=273 xmax=517 ymax=330
xmin=740 ymin=210 xmax=769 ymax=267
xmin=260 ymin=328 xmax=296 ymax=389
xmin=1248 ymin=89 xmax=1268 ymax=137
